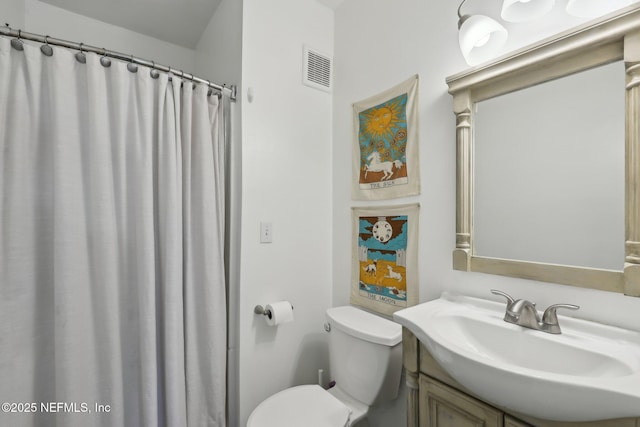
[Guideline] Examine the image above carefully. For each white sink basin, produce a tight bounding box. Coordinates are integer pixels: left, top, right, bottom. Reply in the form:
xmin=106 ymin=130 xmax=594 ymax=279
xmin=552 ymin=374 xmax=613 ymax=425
xmin=393 ymin=293 xmax=640 ymax=422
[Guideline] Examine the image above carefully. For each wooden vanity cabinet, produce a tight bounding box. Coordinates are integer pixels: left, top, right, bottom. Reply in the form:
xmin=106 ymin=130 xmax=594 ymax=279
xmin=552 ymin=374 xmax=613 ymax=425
xmin=402 ymin=328 xmax=639 ymax=427
xmin=420 ymin=375 xmax=503 ymax=427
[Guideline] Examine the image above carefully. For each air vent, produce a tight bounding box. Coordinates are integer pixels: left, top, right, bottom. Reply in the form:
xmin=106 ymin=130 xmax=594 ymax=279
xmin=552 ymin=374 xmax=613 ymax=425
xmin=303 ymin=46 xmax=332 ymax=93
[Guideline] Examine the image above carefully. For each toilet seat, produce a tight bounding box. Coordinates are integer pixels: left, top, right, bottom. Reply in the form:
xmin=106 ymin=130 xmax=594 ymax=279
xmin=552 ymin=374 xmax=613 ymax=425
xmin=247 ymin=384 xmax=352 ymax=427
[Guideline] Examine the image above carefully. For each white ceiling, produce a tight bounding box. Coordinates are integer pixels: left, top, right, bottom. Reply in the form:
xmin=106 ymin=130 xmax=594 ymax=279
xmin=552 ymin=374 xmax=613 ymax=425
xmin=315 ymin=0 xmax=346 ymax=10
xmin=39 ymin=0 xmax=222 ymax=49
xmin=39 ymin=0 xmax=346 ymax=48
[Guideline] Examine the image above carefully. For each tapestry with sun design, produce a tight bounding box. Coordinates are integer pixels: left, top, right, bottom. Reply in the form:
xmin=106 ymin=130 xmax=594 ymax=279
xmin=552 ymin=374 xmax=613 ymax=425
xmin=351 ymin=203 xmax=419 ymax=316
xmin=352 ymin=75 xmax=420 ymax=200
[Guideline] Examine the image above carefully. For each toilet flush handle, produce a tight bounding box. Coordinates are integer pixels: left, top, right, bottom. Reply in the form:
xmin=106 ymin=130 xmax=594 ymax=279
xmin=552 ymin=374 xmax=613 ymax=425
xmin=324 ymin=322 xmax=331 ymax=332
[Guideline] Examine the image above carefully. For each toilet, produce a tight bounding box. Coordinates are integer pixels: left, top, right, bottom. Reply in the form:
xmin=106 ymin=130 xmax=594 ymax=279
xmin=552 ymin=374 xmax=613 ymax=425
xmin=247 ymin=305 xmax=402 ymax=427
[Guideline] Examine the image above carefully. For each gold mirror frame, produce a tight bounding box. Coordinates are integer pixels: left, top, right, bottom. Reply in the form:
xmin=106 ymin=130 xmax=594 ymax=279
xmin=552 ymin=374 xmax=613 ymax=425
xmin=447 ymin=5 xmax=640 ymax=296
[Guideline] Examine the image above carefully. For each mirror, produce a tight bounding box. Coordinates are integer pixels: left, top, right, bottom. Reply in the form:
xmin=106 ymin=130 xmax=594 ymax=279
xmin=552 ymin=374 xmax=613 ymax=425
xmin=474 ymin=61 xmax=625 ymax=271
xmin=446 ymin=6 xmax=640 ymax=295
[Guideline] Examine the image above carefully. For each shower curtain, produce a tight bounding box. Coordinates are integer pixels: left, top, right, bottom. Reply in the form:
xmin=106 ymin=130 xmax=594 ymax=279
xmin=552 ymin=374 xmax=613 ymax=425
xmin=0 ymin=37 xmax=226 ymax=427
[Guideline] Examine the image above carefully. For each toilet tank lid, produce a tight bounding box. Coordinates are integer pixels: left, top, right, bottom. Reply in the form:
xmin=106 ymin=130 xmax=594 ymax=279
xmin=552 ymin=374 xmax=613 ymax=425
xmin=326 ymin=306 xmax=401 ymax=346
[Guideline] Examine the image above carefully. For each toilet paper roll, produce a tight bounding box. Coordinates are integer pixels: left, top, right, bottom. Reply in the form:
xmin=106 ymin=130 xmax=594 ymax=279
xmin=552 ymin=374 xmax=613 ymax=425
xmin=264 ymin=301 xmax=294 ymax=326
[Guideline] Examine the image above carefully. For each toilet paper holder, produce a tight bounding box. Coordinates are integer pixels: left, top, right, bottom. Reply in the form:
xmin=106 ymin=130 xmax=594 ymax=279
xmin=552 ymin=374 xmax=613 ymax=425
xmin=254 ymin=303 xmax=294 ymax=319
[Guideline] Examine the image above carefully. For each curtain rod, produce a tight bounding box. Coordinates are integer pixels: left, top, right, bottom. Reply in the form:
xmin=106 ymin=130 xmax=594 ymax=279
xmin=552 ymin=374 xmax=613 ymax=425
xmin=0 ymin=25 xmax=237 ymax=101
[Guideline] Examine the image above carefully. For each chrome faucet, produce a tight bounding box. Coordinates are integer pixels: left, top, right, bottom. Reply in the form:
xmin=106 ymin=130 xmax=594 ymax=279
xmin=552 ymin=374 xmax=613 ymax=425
xmin=490 ymin=289 xmax=579 ymax=334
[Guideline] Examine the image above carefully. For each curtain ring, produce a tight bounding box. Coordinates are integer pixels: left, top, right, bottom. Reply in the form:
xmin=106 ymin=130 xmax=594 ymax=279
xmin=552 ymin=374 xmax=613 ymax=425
xmin=40 ymin=35 xmax=53 ymax=57
xmin=100 ymin=47 xmax=111 ymax=68
xmin=11 ymin=28 xmax=24 ymax=51
xmin=150 ymin=60 xmax=160 ymax=79
xmin=127 ymin=54 xmax=138 ymax=73
xmin=207 ymin=80 xmax=213 ymax=96
xmin=180 ymin=70 xmax=184 ymax=88
xmin=75 ymin=42 xmax=86 ymax=63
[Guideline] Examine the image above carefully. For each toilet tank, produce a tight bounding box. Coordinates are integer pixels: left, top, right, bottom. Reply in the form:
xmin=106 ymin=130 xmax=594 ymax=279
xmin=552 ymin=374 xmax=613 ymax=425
xmin=326 ymin=306 xmax=402 ymax=406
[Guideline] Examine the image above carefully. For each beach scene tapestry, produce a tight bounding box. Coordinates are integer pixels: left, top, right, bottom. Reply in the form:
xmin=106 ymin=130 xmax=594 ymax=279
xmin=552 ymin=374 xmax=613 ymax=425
xmin=351 ymin=204 xmax=419 ymax=315
xmin=352 ymin=75 xmax=420 ymax=201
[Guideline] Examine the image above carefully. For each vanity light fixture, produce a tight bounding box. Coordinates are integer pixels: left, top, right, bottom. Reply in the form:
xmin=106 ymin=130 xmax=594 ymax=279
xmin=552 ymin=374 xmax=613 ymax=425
xmin=566 ymin=0 xmax=632 ymax=18
xmin=501 ymin=0 xmax=555 ymax=22
xmin=457 ymin=0 xmax=508 ymax=66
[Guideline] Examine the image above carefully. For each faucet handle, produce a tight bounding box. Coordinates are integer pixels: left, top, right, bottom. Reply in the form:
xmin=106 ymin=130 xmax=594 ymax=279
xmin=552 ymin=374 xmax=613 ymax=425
xmin=542 ymin=303 xmax=580 ymax=334
xmin=491 ymin=290 xmax=520 ymax=322
xmin=491 ymin=289 xmax=515 ymax=305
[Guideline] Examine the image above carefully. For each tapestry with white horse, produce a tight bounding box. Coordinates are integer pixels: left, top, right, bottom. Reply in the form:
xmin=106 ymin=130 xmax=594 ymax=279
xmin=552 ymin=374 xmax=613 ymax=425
xmin=352 ymin=75 xmax=420 ymax=201
xmin=364 ymin=152 xmax=404 ymax=181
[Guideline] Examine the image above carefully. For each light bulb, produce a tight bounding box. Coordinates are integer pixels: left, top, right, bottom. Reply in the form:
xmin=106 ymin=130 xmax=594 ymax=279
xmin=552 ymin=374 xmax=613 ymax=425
xmin=475 ymin=34 xmax=491 ymax=47
xmin=458 ymin=15 xmax=508 ymax=66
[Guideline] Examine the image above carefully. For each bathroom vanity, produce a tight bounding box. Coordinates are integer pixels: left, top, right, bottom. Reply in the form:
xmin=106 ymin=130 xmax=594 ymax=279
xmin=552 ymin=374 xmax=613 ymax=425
xmin=393 ymin=292 xmax=640 ymax=427
xmin=401 ymin=328 xmax=640 ymax=427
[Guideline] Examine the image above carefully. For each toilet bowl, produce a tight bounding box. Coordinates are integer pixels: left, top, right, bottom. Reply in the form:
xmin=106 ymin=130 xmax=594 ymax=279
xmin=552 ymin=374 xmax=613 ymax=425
xmin=247 ymin=305 xmax=402 ymax=427
xmin=247 ymin=385 xmax=352 ymax=427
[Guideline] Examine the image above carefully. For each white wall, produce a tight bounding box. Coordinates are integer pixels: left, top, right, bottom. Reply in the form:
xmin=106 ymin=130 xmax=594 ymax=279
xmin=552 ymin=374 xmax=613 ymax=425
xmin=195 ymin=0 xmax=242 ymax=87
xmin=332 ymin=1 xmax=640 ymax=426
xmin=332 ymin=0 xmax=460 ymax=310
xmin=13 ymin=0 xmax=195 ymax=72
xmin=239 ymin=0 xmax=334 ymax=425
xmin=4 ymin=0 xmax=25 ymax=29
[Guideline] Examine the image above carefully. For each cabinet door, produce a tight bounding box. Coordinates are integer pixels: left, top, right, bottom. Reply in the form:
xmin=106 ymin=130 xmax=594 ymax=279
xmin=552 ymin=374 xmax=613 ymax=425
xmin=504 ymin=415 xmax=532 ymax=427
xmin=420 ymin=375 xmax=503 ymax=427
